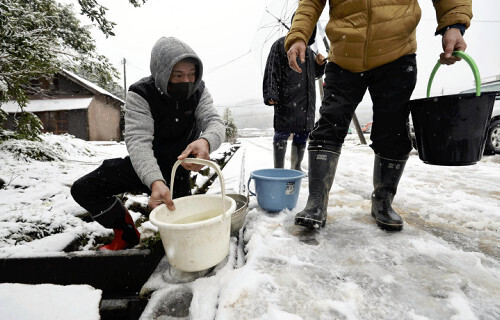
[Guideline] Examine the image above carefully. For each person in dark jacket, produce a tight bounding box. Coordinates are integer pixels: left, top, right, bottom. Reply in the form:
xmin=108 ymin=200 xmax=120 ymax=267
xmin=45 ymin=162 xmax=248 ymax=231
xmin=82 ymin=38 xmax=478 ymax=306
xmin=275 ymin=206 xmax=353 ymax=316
xmin=71 ymin=37 xmax=225 ymax=251
xmin=285 ymin=0 xmax=472 ymax=231
xmin=263 ymin=26 xmax=326 ymax=170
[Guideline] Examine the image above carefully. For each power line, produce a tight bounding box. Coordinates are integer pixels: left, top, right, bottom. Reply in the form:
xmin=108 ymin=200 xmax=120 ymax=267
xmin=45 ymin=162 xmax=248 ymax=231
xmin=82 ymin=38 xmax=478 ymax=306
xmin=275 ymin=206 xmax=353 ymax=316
xmin=206 ymin=50 xmax=252 ymax=74
xmin=210 ymin=2 xmax=297 ymax=76
xmin=123 ymin=58 xmax=148 ymax=73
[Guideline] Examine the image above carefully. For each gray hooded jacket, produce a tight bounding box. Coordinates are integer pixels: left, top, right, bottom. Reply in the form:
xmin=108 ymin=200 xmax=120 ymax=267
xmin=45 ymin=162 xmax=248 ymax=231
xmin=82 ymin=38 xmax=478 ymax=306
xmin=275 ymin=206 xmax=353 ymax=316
xmin=124 ymin=37 xmax=225 ymax=189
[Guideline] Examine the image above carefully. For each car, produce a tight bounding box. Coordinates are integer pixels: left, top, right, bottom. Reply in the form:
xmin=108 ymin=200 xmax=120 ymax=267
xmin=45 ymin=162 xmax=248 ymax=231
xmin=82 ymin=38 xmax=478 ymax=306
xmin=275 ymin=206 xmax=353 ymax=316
xmin=361 ymin=122 xmax=373 ymax=133
xmin=485 ymin=97 xmax=500 ymax=154
xmin=460 ymin=80 xmax=500 ymax=154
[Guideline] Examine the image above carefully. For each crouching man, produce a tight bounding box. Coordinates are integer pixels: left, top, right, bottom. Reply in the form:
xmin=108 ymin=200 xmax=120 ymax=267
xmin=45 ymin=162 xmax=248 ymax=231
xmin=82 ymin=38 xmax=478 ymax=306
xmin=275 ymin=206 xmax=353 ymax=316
xmin=71 ymin=37 xmax=225 ymax=250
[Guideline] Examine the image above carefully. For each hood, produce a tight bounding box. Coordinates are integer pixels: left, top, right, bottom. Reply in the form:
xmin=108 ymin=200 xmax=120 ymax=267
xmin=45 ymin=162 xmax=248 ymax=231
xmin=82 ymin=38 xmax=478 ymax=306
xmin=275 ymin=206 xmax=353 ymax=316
xmin=149 ymin=37 xmax=204 ymax=98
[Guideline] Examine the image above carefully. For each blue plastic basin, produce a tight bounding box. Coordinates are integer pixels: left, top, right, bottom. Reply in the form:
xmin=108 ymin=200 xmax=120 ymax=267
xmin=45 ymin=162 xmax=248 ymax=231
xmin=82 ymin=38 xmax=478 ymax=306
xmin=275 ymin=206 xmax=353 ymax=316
xmin=248 ymin=169 xmax=305 ymax=212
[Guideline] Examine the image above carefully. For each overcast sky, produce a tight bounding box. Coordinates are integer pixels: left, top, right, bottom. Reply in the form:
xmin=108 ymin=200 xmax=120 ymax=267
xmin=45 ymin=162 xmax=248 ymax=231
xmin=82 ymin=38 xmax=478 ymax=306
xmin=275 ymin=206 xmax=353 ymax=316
xmin=69 ymin=0 xmax=500 ymax=106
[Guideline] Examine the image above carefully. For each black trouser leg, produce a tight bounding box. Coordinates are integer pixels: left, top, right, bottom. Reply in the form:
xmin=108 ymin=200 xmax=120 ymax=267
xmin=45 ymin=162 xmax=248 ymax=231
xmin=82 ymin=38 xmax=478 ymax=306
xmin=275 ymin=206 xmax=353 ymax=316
xmin=71 ymin=156 xmax=192 ymax=218
xmin=309 ymin=62 xmax=368 ymax=150
xmin=368 ymin=54 xmax=417 ymax=159
xmin=71 ymin=157 xmax=149 ymax=220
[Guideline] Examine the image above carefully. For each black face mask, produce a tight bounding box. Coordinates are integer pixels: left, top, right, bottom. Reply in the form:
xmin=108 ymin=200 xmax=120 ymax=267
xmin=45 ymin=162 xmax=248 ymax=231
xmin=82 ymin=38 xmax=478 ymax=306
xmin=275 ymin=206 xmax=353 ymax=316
xmin=168 ymin=82 xmax=195 ymax=101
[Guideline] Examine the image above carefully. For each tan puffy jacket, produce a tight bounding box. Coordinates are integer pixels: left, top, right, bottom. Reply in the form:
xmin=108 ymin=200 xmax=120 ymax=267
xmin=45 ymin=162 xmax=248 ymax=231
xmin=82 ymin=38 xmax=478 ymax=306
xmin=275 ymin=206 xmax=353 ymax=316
xmin=284 ymin=0 xmax=472 ymax=72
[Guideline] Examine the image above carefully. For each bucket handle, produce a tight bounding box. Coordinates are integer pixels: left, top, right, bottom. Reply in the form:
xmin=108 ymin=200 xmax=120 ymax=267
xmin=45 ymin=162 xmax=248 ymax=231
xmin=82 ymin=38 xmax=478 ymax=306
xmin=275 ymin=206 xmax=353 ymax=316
xmin=247 ymin=176 xmax=256 ymax=197
xmin=427 ymin=50 xmax=481 ymax=98
xmin=170 ymin=158 xmax=228 ymax=219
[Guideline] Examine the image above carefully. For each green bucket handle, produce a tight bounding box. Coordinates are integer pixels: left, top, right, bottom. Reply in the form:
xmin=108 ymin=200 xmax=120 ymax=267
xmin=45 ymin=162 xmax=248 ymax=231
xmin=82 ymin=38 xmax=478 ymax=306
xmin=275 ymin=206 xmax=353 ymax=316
xmin=427 ymin=50 xmax=481 ymax=98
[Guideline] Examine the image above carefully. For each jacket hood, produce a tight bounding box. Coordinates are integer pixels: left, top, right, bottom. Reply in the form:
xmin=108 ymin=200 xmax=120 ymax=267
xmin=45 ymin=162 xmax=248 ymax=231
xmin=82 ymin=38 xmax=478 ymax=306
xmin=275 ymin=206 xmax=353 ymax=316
xmin=149 ymin=37 xmax=204 ymax=98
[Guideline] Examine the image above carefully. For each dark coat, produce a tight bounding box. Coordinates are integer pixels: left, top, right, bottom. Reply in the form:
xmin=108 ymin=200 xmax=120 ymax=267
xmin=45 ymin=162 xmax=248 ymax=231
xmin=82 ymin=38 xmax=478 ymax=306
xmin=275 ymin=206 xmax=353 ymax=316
xmin=263 ymin=36 xmax=325 ymax=132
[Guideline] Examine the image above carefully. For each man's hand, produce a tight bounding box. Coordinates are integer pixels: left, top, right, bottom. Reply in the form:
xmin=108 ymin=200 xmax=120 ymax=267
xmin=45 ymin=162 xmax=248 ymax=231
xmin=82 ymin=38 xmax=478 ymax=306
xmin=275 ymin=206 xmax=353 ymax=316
xmin=267 ymin=99 xmax=278 ymax=105
xmin=177 ymin=138 xmax=210 ymax=171
xmin=287 ymin=41 xmax=307 ymax=73
xmin=440 ymin=28 xmax=467 ymax=65
xmin=315 ymin=53 xmax=327 ymax=66
xmin=149 ymin=180 xmax=175 ymax=210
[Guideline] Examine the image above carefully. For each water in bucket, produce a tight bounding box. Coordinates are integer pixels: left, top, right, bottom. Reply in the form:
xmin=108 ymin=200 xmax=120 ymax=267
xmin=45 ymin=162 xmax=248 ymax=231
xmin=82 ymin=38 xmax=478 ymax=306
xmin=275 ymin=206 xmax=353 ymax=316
xmin=172 ymin=209 xmax=223 ymax=224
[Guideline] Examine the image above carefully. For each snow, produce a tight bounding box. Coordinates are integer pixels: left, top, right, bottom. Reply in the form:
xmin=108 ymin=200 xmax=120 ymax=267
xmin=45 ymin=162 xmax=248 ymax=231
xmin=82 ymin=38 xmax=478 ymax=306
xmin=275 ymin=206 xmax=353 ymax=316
xmin=0 ymin=283 xmax=101 ymax=320
xmin=0 ymin=97 xmax=93 ymax=113
xmin=1 ymin=134 xmax=499 ymax=319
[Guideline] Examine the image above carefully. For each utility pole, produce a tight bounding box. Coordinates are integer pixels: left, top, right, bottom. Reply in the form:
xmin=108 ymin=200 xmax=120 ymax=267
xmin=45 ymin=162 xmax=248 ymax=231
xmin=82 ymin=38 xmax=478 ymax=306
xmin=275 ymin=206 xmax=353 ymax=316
xmin=316 ymin=21 xmax=366 ymax=144
xmin=121 ymin=58 xmax=127 ymax=99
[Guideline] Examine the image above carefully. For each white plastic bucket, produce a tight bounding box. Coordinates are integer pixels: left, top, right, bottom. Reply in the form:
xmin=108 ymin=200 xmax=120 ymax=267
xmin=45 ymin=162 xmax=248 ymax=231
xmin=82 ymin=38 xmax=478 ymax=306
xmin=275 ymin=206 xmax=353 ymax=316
xmin=149 ymin=159 xmax=236 ymax=272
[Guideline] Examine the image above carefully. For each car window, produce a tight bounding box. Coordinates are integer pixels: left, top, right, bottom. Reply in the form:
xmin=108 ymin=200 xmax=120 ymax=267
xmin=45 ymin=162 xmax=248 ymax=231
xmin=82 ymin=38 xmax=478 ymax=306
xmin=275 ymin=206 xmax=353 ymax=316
xmin=460 ymin=82 xmax=500 ymax=94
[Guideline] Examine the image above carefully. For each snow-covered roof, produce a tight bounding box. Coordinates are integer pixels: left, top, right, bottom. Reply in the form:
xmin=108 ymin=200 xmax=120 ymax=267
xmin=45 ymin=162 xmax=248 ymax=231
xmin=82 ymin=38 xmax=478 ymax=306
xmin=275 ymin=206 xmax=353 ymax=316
xmin=1 ymin=98 xmax=93 ymax=113
xmin=61 ymin=69 xmax=124 ymax=104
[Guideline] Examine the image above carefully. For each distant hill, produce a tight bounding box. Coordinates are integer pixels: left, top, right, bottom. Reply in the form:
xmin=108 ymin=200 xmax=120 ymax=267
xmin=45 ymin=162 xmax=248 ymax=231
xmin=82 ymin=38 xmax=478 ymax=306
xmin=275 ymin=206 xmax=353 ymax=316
xmin=215 ymin=99 xmax=273 ymax=130
xmin=216 ymin=99 xmax=373 ymax=130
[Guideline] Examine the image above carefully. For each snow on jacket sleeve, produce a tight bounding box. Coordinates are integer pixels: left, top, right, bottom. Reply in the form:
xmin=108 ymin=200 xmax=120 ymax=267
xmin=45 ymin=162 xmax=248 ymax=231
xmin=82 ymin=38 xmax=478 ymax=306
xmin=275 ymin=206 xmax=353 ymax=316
xmin=124 ymin=91 xmax=165 ymax=189
xmin=195 ymin=87 xmax=225 ymax=153
xmin=262 ymin=40 xmax=282 ymax=105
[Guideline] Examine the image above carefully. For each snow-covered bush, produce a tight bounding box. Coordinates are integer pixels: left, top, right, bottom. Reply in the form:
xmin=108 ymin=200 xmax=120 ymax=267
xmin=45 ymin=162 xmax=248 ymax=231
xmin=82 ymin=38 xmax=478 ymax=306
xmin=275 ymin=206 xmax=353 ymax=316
xmin=0 ymin=133 xmax=95 ymax=161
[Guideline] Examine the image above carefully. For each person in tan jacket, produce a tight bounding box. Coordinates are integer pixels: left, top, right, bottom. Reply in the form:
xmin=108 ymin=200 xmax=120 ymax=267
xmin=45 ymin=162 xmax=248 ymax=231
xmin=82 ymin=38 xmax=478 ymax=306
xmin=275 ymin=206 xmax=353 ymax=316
xmin=285 ymin=0 xmax=472 ymax=231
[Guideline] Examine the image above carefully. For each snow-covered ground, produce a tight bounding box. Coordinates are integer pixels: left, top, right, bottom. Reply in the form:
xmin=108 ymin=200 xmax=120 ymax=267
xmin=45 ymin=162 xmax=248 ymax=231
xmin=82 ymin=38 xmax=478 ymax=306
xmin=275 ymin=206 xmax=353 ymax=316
xmin=1 ymin=134 xmax=499 ymax=319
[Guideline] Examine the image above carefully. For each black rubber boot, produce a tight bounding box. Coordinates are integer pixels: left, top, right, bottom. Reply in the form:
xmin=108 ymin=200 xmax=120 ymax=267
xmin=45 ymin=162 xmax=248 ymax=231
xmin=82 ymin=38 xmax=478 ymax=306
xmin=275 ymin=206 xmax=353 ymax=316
xmin=291 ymin=143 xmax=306 ymax=171
xmin=273 ymin=140 xmax=287 ymax=168
xmin=371 ymin=155 xmax=407 ymax=231
xmin=295 ymin=149 xmax=339 ymax=229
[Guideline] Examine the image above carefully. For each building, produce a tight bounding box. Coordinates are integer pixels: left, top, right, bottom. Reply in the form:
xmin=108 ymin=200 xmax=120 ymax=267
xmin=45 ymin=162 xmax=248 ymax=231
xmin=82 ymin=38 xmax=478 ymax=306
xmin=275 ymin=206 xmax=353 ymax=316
xmin=1 ymin=70 xmax=124 ymax=141
xmin=238 ymin=128 xmax=264 ymax=137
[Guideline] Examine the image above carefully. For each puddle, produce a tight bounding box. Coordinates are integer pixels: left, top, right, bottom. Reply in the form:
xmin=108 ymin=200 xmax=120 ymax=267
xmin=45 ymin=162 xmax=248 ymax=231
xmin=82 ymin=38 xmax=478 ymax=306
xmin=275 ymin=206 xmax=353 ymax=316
xmin=287 ymin=224 xmax=320 ymax=245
